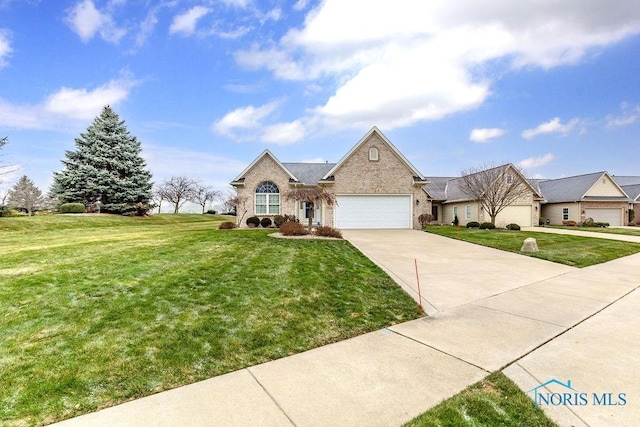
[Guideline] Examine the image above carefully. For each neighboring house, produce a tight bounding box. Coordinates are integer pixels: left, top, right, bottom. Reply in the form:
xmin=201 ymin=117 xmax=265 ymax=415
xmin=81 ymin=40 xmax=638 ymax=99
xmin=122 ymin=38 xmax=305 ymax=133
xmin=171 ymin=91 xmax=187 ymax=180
xmin=230 ymin=127 xmax=431 ymax=229
xmin=613 ymin=176 xmax=640 ymax=223
xmin=537 ymin=172 xmax=632 ymax=226
xmin=426 ymin=165 xmax=543 ymax=227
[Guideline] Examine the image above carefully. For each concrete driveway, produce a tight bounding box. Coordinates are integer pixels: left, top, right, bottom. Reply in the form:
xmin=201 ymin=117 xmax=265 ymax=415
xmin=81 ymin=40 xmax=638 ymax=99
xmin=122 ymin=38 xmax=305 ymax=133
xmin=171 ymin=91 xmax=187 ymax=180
xmin=342 ymin=229 xmax=575 ymax=314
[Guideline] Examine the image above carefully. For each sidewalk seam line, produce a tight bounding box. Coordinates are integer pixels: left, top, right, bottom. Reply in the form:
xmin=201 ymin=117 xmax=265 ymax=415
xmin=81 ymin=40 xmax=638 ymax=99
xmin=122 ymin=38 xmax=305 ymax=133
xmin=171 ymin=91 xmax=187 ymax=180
xmin=387 ymin=328 xmax=491 ymax=374
xmin=500 ymin=285 xmax=640 ymax=372
xmin=246 ymin=368 xmax=297 ymax=427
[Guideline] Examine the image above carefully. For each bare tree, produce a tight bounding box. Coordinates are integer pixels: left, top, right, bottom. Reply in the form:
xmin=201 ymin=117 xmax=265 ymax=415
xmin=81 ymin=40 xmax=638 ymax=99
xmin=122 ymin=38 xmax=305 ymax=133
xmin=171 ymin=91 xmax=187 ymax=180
xmin=1 ymin=136 xmax=18 ymax=183
xmin=458 ymin=163 xmax=532 ymax=225
xmin=192 ymin=182 xmax=221 ymax=214
xmin=221 ymin=190 xmax=237 ymax=214
xmin=283 ymin=186 xmax=336 ymax=232
xmin=156 ymin=176 xmax=198 ymax=214
xmin=229 ymin=194 xmax=248 ymax=226
xmin=7 ymin=175 xmax=44 ymax=215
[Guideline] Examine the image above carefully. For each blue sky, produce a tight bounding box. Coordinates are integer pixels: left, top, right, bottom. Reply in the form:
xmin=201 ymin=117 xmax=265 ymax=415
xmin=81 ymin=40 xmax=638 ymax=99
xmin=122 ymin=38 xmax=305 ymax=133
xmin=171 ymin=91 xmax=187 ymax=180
xmin=1 ymin=0 xmax=639 ymax=205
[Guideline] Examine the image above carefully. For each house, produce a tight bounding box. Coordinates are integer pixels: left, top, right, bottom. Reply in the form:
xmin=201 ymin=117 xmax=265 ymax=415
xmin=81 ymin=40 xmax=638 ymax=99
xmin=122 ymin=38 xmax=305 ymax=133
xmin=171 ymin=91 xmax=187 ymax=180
xmin=612 ymin=176 xmax=640 ymax=223
xmin=427 ymin=164 xmax=543 ymax=227
xmin=536 ymin=172 xmax=632 ymax=226
xmin=230 ymin=127 xmax=432 ymax=229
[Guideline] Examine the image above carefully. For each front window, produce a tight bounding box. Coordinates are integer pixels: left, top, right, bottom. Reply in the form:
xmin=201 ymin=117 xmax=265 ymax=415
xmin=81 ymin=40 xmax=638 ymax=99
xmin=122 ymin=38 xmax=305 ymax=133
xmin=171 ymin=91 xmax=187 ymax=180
xmin=466 ymin=204 xmax=471 ymax=220
xmin=453 ymin=206 xmax=458 ymax=220
xmin=255 ymin=181 xmax=279 ymax=215
xmin=506 ymin=174 xmax=514 ymax=184
xmin=562 ymin=207 xmax=569 ymax=221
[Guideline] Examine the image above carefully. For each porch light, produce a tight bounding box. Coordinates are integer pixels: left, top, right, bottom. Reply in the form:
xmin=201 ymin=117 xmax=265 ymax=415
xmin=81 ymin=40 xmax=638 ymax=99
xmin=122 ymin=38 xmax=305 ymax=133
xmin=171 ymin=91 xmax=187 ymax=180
xmin=415 ymin=199 xmax=420 ymax=205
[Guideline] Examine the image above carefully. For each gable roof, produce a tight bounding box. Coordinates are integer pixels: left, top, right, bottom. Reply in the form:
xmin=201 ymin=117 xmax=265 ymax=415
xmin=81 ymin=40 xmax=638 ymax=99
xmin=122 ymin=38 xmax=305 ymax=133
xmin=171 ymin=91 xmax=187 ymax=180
xmin=434 ymin=164 xmax=542 ymax=203
xmin=231 ymin=149 xmax=297 ymax=185
xmin=320 ymin=126 xmax=426 ymax=182
xmin=538 ymin=171 xmax=630 ymax=203
xmin=612 ymin=176 xmax=640 ymax=186
xmin=622 ymin=184 xmax=640 ymax=201
xmin=282 ymin=162 xmax=336 ymax=185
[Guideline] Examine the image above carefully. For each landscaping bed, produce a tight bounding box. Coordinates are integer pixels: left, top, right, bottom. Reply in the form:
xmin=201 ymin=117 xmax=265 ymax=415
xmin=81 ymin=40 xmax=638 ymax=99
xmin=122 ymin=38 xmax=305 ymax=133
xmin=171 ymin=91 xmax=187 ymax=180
xmin=0 ymin=215 xmax=421 ymax=425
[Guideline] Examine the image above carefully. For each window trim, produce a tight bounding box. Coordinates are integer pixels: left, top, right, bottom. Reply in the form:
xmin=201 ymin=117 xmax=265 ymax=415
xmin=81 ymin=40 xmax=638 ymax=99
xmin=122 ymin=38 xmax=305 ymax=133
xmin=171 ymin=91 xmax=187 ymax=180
xmin=255 ymin=181 xmax=280 ymax=215
xmin=562 ymin=207 xmax=569 ymax=221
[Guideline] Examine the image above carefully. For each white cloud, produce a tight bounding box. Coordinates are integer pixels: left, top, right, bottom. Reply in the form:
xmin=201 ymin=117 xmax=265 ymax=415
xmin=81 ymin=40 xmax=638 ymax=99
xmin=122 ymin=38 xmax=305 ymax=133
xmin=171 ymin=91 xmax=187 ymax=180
xmin=0 ymin=29 xmax=11 ymax=68
xmin=521 ymin=117 xmax=581 ymax=139
xmin=170 ymin=6 xmax=211 ymax=36
xmin=261 ymin=120 xmax=305 ymax=145
xmin=213 ymin=100 xmax=282 ymax=137
xmin=65 ymin=0 xmax=126 ymax=43
xmin=606 ymin=103 xmax=640 ymax=128
xmin=518 ymin=153 xmax=555 ymax=169
xmin=469 ymin=128 xmax=506 ymax=143
xmin=231 ymin=0 xmax=640 ymax=132
xmin=0 ymin=73 xmax=137 ymax=130
xmin=293 ymin=0 xmax=308 ymax=11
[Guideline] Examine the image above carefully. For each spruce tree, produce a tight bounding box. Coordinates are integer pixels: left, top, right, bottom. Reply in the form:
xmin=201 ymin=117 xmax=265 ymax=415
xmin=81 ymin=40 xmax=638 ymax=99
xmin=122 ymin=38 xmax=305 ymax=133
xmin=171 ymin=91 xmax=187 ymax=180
xmin=51 ymin=106 xmax=153 ymax=214
xmin=8 ymin=175 xmax=43 ymax=215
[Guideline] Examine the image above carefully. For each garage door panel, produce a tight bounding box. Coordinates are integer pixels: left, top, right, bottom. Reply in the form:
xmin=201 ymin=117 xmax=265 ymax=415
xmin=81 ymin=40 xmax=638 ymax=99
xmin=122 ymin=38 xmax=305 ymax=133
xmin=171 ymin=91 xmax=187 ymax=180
xmin=584 ymin=208 xmax=622 ymax=226
xmin=335 ymin=195 xmax=412 ymax=229
xmin=495 ymin=206 xmax=532 ymax=227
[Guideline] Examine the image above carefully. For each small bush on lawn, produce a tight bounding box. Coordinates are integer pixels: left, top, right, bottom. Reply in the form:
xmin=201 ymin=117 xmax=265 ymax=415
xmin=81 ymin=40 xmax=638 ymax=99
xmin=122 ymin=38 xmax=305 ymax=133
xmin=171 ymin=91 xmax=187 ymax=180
xmin=466 ymin=221 xmax=480 ymax=228
xmin=595 ymin=222 xmax=609 ymax=228
xmin=246 ymin=216 xmax=260 ymax=227
xmin=479 ymin=222 xmax=495 ymax=229
xmin=218 ymin=221 xmax=236 ymax=229
xmin=506 ymin=223 xmax=521 ymax=230
xmin=315 ymin=226 xmax=342 ymax=238
xmin=562 ymin=220 xmax=577 ymax=226
xmin=280 ymin=222 xmax=308 ymax=236
xmin=581 ymin=217 xmax=595 ymax=227
xmin=418 ymin=213 xmax=434 ymax=228
xmin=539 ymin=217 xmax=546 ymax=226
xmin=205 ymin=209 xmax=217 ymax=215
xmin=60 ymin=203 xmax=86 ymax=214
xmin=260 ymin=217 xmax=272 ymax=228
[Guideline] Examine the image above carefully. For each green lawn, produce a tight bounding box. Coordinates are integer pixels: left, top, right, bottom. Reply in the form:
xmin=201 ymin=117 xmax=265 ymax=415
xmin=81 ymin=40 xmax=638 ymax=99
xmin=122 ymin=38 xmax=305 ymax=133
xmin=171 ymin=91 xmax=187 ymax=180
xmin=0 ymin=214 xmax=422 ymax=426
xmin=405 ymin=372 xmax=557 ymax=427
xmin=425 ymin=226 xmax=640 ymax=267
xmin=549 ymin=225 xmax=640 ymax=237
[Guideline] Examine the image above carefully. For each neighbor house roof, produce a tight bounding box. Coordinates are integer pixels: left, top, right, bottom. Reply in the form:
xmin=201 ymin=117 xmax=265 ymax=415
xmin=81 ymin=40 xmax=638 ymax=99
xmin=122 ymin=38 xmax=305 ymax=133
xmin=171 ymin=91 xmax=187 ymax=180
xmin=622 ymin=184 xmax=640 ymax=201
xmin=538 ymin=171 xmax=630 ymax=203
xmin=612 ymin=176 xmax=640 ymax=186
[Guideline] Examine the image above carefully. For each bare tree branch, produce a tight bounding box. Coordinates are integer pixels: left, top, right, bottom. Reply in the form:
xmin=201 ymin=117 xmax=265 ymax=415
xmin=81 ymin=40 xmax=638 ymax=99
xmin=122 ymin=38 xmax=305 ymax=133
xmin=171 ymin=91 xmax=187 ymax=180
xmin=283 ymin=186 xmax=336 ymax=231
xmin=155 ymin=176 xmax=198 ymax=214
xmin=192 ymin=182 xmax=221 ymax=214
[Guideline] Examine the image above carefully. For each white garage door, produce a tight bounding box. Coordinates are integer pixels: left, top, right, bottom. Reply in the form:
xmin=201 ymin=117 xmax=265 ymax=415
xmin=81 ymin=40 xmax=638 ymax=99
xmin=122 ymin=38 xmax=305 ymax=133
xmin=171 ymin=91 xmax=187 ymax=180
xmin=495 ymin=206 xmax=533 ymax=227
xmin=335 ymin=195 xmax=412 ymax=229
xmin=584 ymin=208 xmax=622 ymax=226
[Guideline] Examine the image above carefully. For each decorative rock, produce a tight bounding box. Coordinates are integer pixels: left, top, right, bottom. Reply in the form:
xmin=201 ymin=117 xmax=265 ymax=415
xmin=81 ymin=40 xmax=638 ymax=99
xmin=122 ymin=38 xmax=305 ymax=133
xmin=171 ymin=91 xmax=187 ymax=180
xmin=521 ymin=237 xmax=539 ymax=253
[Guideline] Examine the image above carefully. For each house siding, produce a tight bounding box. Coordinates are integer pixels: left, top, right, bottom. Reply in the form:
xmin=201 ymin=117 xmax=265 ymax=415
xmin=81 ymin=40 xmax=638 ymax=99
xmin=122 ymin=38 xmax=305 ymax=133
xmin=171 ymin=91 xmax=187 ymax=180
xmin=322 ymin=132 xmax=430 ymax=229
xmin=585 ymin=176 xmax=627 ymax=197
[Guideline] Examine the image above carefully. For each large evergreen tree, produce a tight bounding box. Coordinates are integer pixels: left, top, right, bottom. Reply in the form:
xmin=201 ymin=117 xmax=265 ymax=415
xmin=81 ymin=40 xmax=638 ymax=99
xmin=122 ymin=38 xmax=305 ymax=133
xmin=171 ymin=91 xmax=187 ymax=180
xmin=51 ymin=106 xmax=153 ymax=214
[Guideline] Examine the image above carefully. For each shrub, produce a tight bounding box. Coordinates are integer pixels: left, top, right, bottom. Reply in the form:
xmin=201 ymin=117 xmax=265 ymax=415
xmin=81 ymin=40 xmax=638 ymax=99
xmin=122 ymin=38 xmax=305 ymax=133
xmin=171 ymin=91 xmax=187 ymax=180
xmin=218 ymin=221 xmax=236 ymax=229
xmin=466 ymin=221 xmax=480 ymax=228
xmin=0 ymin=205 xmax=8 ymax=217
xmin=562 ymin=220 xmax=577 ymax=226
xmin=60 ymin=203 xmax=85 ymax=214
xmin=539 ymin=217 xmax=546 ymax=226
xmin=418 ymin=213 xmax=434 ymax=228
xmin=121 ymin=203 xmax=150 ymax=217
xmin=629 ymin=209 xmax=635 ymax=224
xmin=581 ymin=217 xmax=595 ymax=227
xmin=506 ymin=223 xmax=521 ymax=230
xmin=595 ymin=222 xmax=609 ymax=228
xmin=315 ymin=226 xmax=342 ymax=238
xmin=260 ymin=217 xmax=272 ymax=228
xmin=479 ymin=222 xmax=495 ymax=229
xmin=280 ymin=222 xmax=308 ymax=236
xmin=206 ymin=209 xmax=217 ymax=215
xmin=274 ymin=214 xmax=298 ymax=228
xmin=246 ymin=216 xmax=260 ymax=227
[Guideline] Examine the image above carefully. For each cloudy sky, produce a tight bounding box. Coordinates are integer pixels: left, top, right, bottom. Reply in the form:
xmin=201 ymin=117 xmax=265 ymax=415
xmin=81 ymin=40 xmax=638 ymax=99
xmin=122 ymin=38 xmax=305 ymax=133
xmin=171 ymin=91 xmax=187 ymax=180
xmin=1 ymin=0 xmax=639 ymax=202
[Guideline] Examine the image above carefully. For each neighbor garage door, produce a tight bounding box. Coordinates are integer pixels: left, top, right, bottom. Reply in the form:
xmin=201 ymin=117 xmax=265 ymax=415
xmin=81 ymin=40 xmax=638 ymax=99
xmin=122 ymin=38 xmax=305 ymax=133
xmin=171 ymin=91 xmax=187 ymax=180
xmin=495 ymin=206 xmax=533 ymax=227
xmin=335 ymin=195 xmax=412 ymax=229
xmin=584 ymin=208 xmax=622 ymax=226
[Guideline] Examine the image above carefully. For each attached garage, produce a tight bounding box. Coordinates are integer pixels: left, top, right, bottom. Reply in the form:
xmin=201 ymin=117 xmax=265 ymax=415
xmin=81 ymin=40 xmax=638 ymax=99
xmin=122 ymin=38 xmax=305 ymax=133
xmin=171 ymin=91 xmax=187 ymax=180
xmin=495 ymin=206 xmax=533 ymax=227
xmin=335 ymin=195 xmax=412 ymax=229
xmin=584 ymin=208 xmax=622 ymax=226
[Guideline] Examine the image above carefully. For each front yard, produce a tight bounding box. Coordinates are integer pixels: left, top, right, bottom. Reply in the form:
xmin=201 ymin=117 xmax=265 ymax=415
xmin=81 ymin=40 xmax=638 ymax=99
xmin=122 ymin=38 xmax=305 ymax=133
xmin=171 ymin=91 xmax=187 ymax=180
xmin=0 ymin=215 xmax=421 ymax=425
xmin=425 ymin=226 xmax=640 ymax=267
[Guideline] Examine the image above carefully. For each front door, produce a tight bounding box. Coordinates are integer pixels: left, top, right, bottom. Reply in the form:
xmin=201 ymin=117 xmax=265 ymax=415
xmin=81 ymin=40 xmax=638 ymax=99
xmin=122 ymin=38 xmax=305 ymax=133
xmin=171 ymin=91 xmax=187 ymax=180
xmin=299 ymin=202 xmax=320 ymax=225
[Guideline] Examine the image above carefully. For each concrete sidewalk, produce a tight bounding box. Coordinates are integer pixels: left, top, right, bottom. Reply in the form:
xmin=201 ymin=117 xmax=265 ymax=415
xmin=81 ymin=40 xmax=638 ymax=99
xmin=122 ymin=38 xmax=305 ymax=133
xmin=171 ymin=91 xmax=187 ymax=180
xmin=53 ymin=230 xmax=639 ymax=426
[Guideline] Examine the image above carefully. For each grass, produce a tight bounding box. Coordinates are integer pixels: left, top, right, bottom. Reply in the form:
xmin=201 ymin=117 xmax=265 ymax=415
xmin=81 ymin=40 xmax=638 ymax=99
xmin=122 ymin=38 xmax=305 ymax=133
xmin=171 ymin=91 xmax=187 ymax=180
xmin=0 ymin=214 xmax=422 ymax=426
xmin=405 ymin=372 xmax=557 ymax=427
xmin=549 ymin=225 xmax=640 ymax=237
xmin=425 ymin=226 xmax=640 ymax=267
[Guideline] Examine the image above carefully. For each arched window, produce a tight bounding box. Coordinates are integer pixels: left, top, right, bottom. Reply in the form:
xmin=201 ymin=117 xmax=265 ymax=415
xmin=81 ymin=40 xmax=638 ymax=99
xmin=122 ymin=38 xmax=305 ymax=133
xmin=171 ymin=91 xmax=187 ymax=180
xmin=369 ymin=147 xmax=379 ymax=161
xmin=255 ymin=181 xmax=280 ymax=215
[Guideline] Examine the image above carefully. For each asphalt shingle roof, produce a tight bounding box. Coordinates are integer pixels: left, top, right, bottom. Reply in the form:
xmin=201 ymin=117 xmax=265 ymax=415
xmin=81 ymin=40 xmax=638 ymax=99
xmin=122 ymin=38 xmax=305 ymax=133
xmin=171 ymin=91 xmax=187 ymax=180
xmin=537 ymin=172 xmax=608 ymax=203
xmin=282 ymin=162 xmax=336 ymax=185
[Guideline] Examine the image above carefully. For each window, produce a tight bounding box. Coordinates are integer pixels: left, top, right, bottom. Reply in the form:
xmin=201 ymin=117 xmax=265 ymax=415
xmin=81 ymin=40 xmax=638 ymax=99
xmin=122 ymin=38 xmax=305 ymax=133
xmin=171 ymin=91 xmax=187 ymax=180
xmin=369 ymin=147 xmax=379 ymax=161
xmin=506 ymin=174 xmax=514 ymax=184
xmin=466 ymin=204 xmax=471 ymax=220
xmin=255 ymin=181 xmax=279 ymax=215
xmin=562 ymin=207 xmax=569 ymax=221
xmin=453 ymin=206 xmax=458 ymax=220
